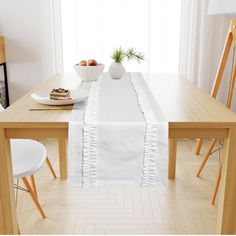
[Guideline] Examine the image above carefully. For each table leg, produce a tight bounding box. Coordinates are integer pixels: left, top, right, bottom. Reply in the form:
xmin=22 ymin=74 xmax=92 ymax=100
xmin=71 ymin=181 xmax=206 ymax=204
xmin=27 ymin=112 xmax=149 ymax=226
xmin=58 ymin=137 xmax=67 ymax=180
xmin=168 ymin=138 xmax=177 ymax=179
xmin=217 ymin=128 xmax=236 ymax=234
xmin=0 ymin=128 xmax=18 ymax=234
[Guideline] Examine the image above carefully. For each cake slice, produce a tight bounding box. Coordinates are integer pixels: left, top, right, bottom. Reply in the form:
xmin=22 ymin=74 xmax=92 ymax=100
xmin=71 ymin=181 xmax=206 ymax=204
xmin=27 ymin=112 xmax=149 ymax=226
xmin=50 ymin=88 xmax=71 ymax=100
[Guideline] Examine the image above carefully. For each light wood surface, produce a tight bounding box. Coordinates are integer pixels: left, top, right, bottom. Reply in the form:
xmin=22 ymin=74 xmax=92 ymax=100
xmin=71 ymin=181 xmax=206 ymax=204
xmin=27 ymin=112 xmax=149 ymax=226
xmin=17 ymin=139 xmax=220 ymax=234
xmin=1 ymin=73 xmax=236 ymax=234
xmin=0 ymin=128 xmax=18 ymax=234
xmin=144 ymin=74 xmax=236 ymax=129
xmin=0 ymin=73 xmax=236 ymax=127
xmin=58 ymin=138 xmax=67 ymax=179
xmin=168 ymin=139 xmax=177 ymax=179
xmin=0 ymin=74 xmax=80 ymax=126
xmin=0 ymin=36 xmax=5 ymax=64
xmin=216 ymin=128 xmax=236 ymax=234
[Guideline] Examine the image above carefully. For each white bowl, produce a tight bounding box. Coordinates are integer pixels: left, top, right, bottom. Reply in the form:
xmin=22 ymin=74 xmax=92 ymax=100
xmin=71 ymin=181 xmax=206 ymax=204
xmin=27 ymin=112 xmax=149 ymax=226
xmin=74 ymin=64 xmax=105 ymax=82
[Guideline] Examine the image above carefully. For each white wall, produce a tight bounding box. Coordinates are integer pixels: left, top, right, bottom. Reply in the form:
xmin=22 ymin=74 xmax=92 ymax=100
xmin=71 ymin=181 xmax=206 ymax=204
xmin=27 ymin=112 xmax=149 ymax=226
xmin=179 ymin=0 xmax=234 ymax=108
xmin=0 ymin=0 xmax=55 ymax=103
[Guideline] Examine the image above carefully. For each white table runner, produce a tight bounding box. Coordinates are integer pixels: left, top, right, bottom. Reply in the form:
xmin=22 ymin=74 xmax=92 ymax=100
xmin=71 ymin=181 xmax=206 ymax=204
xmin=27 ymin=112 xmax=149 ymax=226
xmin=69 ymin=72 xmax=168 ymax=187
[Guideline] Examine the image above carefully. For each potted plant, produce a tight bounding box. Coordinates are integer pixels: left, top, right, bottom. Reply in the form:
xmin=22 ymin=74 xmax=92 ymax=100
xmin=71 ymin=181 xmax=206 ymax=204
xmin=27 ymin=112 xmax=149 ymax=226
xmin=109 ymin=47 xmax=144 ymax=79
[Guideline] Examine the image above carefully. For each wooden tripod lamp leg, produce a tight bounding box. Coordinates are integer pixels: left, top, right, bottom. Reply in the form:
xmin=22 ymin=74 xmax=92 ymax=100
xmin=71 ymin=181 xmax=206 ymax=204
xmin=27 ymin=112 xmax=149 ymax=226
xmin=211 ymin=30 xmax=233 ymax=98
xmin=195 ymin=138 xmax=204 ymax=155
xmin=197 ymin=21 xmax=236 ymax=201
xmin=194 ymin=22 xmax=233 ymax=158
xmin=227 ymin=47 xmax=236 ymax=109
xmin=211 ymin=163 xmax=222 ymax=205
xmin=196 ymin=138 xmax=217 ymax=177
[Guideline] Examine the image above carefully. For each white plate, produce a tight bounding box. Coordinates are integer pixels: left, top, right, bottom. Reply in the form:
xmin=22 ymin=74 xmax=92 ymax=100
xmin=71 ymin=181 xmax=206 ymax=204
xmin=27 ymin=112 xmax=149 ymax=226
xmin=31 ymin=89 xmax=88 ymax=106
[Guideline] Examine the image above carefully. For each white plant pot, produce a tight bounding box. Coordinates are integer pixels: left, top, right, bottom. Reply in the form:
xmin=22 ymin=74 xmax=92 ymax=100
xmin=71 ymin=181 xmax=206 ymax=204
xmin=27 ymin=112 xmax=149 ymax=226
xmin=108 ymin=62 xmax=125 ymax=79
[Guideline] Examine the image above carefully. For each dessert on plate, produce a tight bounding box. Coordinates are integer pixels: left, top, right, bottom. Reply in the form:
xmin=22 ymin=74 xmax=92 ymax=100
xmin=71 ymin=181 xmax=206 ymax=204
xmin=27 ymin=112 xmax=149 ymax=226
xmin=50 ymin=88 xmax=71 ymax=100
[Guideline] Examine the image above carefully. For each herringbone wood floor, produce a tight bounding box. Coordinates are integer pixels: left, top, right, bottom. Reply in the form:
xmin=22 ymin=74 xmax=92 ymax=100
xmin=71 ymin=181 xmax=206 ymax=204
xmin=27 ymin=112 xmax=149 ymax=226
xmin=17 ymin=139 xmax=219 ymax=234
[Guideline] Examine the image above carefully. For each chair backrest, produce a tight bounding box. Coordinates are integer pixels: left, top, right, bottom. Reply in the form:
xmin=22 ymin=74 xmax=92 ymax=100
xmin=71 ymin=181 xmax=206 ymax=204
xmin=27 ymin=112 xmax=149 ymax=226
xmin=0 ymin=104 xmax=4 ymax=112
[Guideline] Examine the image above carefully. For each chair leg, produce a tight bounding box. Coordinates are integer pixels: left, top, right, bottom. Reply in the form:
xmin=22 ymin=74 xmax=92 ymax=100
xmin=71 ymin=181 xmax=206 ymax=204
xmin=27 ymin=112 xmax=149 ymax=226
xmin=36 ymin=139 xmax=57 ymax=179
xmin=211 ymin=163 xmax=222 ymax=205
xmin=30 ymin=175 xmax=37 ymax=198
xmin=196 ymin=138 xmax=217 ymax=177
xmin=195 ymin=138 xmax=204 ymax=155
xmin=21 ymin=177 xmax=46 ymax=219
xmin=45 ymin=157 xmax=57 ymax=179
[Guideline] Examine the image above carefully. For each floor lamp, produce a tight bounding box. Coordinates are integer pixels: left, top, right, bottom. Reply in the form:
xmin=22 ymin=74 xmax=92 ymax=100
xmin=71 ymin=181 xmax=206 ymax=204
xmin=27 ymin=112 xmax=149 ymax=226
xmin=195 ymin=0 xmax=236 ymax=155
xmin=195 ymin=0 xmax=236 ymax=205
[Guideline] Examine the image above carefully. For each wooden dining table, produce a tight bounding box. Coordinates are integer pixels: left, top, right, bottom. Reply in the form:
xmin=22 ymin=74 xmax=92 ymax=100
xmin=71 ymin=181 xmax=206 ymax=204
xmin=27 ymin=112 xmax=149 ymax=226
xmin=0 ymin=73 xmax=236 ymax=234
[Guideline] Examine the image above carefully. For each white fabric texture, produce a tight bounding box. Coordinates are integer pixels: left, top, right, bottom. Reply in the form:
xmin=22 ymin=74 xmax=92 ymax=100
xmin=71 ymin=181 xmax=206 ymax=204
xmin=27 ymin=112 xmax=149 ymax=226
xmin=179 ymin=0 xmax=233 ymax=105
xmin=82 ymin=82 xmax=99 ymax=187
xmin=130 ymin=74 xmax=168 ymax=185
xmin=69 ymin=73 xmax=167 ymax=187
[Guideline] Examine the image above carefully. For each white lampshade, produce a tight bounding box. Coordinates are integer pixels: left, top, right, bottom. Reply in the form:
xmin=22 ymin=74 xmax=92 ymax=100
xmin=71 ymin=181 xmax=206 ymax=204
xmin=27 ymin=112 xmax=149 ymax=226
xmin=208 ymin=0 xmax=236 ymax=15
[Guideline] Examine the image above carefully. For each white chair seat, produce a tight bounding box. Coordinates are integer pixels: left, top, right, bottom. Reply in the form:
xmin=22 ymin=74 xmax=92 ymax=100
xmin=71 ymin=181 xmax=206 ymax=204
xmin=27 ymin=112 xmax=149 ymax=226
xmin=11 ymin=139 xmax=46 ymax=178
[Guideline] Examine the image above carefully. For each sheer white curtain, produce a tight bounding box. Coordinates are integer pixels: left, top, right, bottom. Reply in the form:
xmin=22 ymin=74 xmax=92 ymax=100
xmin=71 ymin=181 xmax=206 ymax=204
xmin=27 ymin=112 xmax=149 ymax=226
xmin=60 ymin=0 xmax=181 ymax=73
xmin=179 ymin=0 xmax=232 ymax=104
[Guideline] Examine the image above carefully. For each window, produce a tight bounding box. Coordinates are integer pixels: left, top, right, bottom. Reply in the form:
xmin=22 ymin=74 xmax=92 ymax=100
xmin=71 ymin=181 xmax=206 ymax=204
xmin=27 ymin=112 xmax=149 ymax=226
xmin=60 ymin=0 xmax=182 ymax=73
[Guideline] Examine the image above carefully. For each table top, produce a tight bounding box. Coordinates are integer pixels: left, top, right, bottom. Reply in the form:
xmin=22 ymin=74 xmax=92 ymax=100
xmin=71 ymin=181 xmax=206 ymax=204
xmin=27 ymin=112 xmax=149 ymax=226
xmin=0 ymin=73 xmax=236 ymax=129
xmin=144 ymin=73 xmax=236 ymax=128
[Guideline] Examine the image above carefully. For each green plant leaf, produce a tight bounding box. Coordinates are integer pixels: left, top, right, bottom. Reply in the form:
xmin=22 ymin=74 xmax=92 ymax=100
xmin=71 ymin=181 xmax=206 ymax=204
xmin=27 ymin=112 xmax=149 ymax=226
xmin=111 ymin=47 xmax=126 ymax=63
xmin=111 ymin=47 xmax=144 ymax=63
xmin=126 ymin=48 xmax=144 ymax=63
